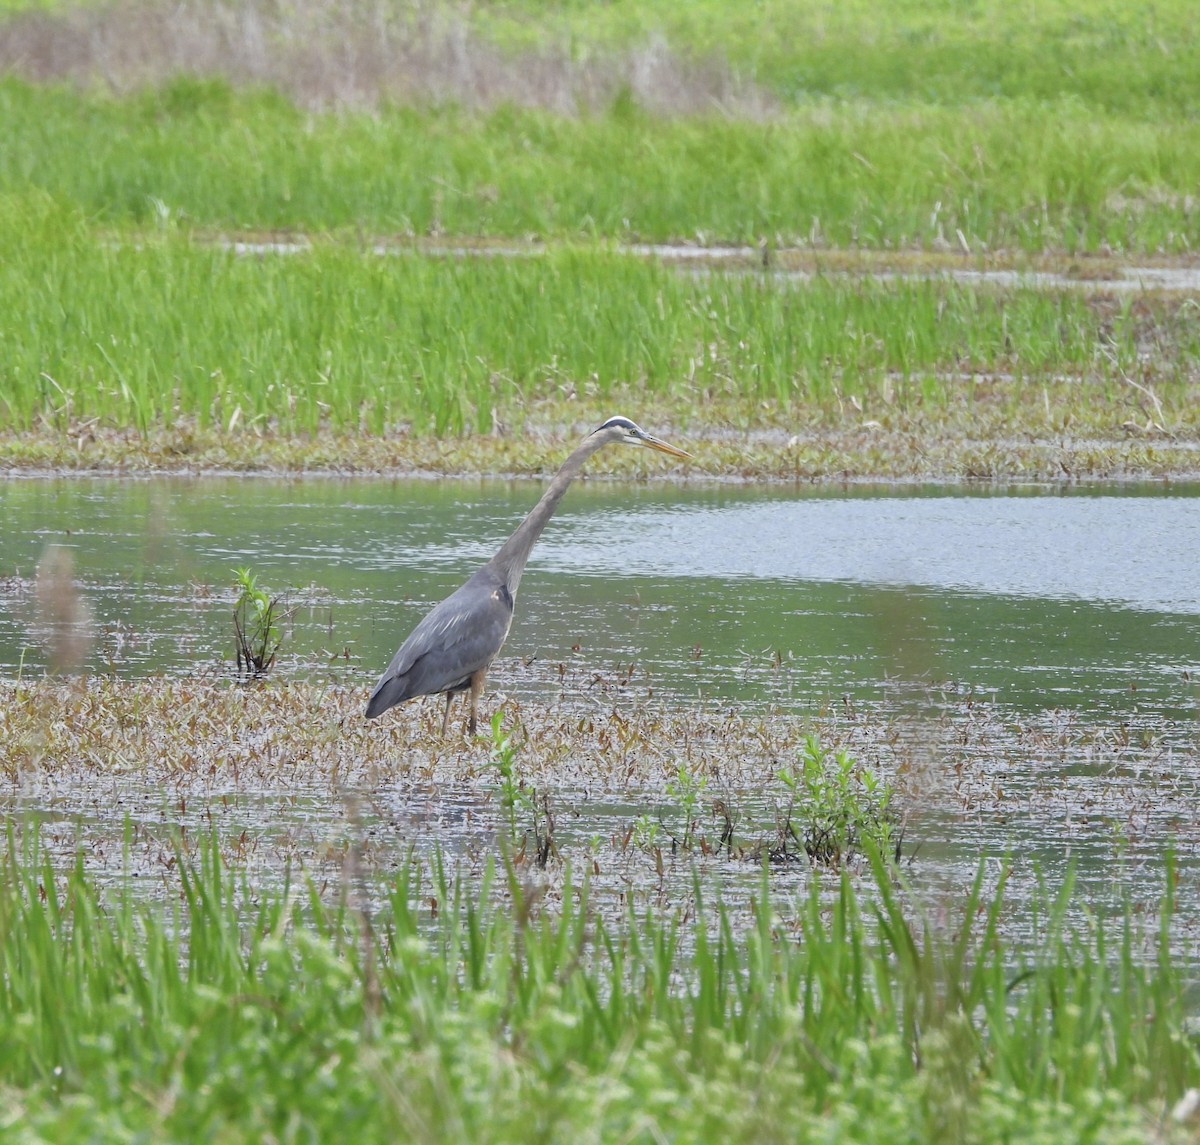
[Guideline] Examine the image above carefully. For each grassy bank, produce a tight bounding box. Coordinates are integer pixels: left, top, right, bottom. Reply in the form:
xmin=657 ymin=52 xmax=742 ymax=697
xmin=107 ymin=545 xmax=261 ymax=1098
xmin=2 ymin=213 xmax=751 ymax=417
xmin=3 ymin=409 xmax=1196 ymax=482
xmin=3 ymin=77 xmax=1200 ymax=251
xmin=0 ymin=211 xmax=1196 ymax=478
xmin=4 ymin=0 xmax=1200 ymax=249
xmin=0 ymin=823 xmax=1191 ymax=1142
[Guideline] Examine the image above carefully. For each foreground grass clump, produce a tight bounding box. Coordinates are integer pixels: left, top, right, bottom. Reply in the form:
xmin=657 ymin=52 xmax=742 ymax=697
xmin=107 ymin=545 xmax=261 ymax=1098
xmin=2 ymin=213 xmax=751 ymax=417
xmin=0 ymin=830 xmax=1192 ymax=1142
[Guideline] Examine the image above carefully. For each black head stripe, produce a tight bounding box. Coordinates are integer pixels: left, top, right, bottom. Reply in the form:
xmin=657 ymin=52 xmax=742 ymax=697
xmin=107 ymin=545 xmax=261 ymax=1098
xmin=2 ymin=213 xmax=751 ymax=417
xmin=595 ymin=415 xmax=640 ymax=433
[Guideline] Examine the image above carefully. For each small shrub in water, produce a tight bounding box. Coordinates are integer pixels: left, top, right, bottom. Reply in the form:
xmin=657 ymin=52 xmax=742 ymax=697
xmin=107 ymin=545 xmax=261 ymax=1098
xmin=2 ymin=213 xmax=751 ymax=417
xmin=232 ymin=566 xmax=284 ymax=678
xmin=777 ymin=734 xmax=900 ymax=866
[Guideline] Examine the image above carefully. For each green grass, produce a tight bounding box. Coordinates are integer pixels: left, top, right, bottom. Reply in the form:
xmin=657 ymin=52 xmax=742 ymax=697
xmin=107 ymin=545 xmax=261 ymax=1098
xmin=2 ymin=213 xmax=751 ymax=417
xmin=0 ymin=827 xmax=1191 ymax=1142
xmin=3 ymin=76 xmax=1200 ymax=250
xmin=4 ymin=203 xmax=1197 ymax=438
xmin=4 ymin=0 xmax=1200 ymax=475
xmin=5 ymin=0 xmax=1200 ymax=250
xmin=476 ymin=0 xmax=1200 ymax=118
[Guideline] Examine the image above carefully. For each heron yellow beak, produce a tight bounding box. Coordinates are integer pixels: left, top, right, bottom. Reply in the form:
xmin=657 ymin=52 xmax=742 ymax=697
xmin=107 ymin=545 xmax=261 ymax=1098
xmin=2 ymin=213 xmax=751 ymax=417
xmin=638 ymin=432 xmax=691 ymax=459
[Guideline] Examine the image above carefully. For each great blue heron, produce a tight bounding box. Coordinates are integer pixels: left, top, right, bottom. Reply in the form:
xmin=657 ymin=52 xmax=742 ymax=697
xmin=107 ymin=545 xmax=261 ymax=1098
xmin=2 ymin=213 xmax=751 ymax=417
xmin=365 ymin=416 xmax=689 ymax=734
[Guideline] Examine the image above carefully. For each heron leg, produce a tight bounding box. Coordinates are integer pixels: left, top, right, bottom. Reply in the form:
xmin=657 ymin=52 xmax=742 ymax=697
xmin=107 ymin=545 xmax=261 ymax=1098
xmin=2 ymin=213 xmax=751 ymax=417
xmin=440 ymin=691 xmax=455 ymax=736
xmin=468 ymin=669 xmax=488 ymax=736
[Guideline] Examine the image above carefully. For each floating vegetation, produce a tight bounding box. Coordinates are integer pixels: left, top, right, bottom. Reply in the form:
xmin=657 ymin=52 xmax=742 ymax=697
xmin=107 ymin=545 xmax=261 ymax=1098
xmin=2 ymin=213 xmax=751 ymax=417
xmin=1 ymin=675 xmax=1197 ymax=953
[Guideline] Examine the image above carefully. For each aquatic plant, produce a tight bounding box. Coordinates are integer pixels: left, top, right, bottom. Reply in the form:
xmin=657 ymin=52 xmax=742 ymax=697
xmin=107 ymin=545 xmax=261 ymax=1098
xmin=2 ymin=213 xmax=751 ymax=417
xmin=637 ymin=737 xmax=898 ymax=870
xmin=487 ymin=710 xmax=555 ymax=867
xmin=778 ymin=733 xmax=900 ymax=866
xmin=232 ymin=566 xmax=284 ymax=678
xmin=665 ymin=764 xmax=707 ymax=850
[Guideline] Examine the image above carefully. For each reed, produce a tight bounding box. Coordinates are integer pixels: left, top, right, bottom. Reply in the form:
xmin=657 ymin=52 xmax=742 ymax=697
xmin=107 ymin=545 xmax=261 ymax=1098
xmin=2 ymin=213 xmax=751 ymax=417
xmin=0 ymin=827 xmax=1188 ymax=1141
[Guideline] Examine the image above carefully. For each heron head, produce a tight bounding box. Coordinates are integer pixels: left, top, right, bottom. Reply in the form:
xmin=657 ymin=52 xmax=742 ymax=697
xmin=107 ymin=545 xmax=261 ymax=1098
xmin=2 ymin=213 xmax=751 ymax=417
xmin=592 ymin=416 xmax=690 ymax=459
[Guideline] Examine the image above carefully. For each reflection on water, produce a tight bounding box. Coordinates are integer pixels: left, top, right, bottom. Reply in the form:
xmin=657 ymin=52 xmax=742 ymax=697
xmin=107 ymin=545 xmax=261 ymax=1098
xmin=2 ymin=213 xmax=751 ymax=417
xmin=2 ymin=475 xmax=1200 ymax=963
xmin=1 ymin=477 xmax=1199 ymax=724
xmin=1 ymin=476 xmax=1197 ymax=726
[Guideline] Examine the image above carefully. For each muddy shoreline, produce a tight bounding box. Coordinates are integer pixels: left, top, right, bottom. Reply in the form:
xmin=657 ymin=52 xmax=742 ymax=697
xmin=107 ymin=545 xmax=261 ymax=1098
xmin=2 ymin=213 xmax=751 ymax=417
xmin=3 ymin=423 xmax=1197 ymax=483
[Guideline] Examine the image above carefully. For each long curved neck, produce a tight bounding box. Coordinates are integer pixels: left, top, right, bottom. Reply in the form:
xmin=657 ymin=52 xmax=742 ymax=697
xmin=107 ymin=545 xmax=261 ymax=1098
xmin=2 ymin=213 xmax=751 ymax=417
xmin=487 ymin=429 xmax=616 ymax=595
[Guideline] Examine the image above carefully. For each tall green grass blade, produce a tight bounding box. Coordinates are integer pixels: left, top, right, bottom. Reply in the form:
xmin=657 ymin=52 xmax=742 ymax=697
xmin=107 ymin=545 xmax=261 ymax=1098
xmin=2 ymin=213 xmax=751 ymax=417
xmin=2 ymin=204 xmax=1185 ymax=436
xmin=0 ymin=824 xmax=1194 ymax=1140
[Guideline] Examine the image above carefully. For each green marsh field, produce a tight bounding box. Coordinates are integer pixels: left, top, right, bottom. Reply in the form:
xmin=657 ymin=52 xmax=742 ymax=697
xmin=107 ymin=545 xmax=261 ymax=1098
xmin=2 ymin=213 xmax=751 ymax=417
xmin=0 ymin=0 xmax=1199 ymax=474
xmin=3 ymin=0 xmax=1200 ymax=1140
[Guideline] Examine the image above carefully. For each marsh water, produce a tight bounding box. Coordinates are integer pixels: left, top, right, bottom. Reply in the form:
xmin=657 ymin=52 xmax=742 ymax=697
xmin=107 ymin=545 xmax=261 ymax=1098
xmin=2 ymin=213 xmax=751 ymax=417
xmin=2 ymin=475 xmax=1199 ymax=720
xmin=3 ymin=475 xmax=1200 ymax=957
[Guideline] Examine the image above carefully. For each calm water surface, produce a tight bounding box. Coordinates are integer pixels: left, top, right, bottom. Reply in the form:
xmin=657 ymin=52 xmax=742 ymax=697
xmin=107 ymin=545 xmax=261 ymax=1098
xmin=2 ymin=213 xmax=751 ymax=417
xmin=1 ymin=476 xmax=1197 ymax=723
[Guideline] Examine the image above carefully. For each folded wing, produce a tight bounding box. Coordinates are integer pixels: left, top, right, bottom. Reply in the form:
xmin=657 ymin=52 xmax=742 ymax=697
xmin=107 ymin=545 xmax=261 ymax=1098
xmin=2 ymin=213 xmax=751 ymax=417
xmin=365 ymin=568 xmax=515 ymax=719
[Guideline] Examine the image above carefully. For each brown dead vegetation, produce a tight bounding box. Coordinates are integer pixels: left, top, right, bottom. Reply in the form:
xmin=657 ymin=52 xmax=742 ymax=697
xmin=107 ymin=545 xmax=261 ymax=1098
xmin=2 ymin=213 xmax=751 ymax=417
xmin=0 ymin=0 xmax=772 ymax=115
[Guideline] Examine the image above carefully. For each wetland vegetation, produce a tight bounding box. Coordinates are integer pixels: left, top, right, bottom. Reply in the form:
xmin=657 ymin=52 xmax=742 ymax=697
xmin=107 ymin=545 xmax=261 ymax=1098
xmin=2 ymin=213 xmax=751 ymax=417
xmin=3 ymin=0 xmax=1200 ymax=1138
xmin=3 ymin=676 xmax=1200 ymax=1141
xmin=4 ymin=222 xmax=1197 ymax=433
xmin=0 ymin=0 xmax=1199 ymax=474
xmin=1 ymin=221 xmax=1197 ymax=478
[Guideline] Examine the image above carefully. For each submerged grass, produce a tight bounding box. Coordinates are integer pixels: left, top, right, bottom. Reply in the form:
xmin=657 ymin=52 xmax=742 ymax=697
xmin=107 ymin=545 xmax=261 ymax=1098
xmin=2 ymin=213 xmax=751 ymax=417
xmin=0 ymin=823 xmax=1193 ymax=1141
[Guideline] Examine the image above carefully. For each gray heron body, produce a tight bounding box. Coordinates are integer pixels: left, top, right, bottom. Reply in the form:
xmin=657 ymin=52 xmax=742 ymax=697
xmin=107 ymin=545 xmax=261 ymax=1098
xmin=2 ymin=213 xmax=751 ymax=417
xmin=365 ymin=416 xmax=689 ymax=733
